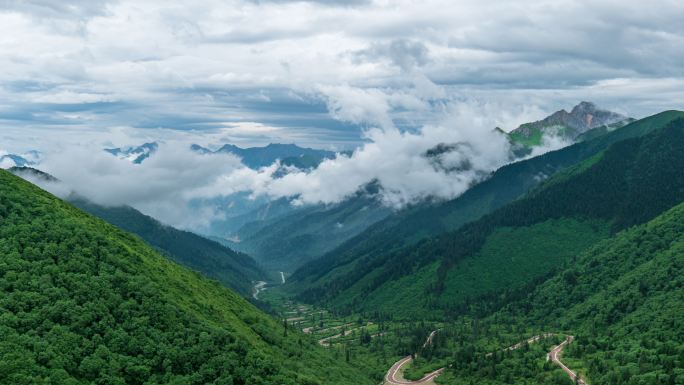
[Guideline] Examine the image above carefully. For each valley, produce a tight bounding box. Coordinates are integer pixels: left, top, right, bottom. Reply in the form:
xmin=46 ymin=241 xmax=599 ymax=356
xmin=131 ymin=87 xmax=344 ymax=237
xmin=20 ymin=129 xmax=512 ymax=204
xmin=246 ymin=113 xmax=684 ymax=384
xmin=2 ymin=110 xmax=683 ymax=385
xmin=2 ymin=2 xmax=683 ymax=384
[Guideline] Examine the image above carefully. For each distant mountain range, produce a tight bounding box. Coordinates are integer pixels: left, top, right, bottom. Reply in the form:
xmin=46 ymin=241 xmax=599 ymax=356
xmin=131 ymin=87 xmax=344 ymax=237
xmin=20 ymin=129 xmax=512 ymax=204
xmin=507 ymin=101 xmax=633 ymax=146
xmin=191 ymin=142 xmax=337 ymax=169
xmin=103 ymin=141 xmax=338 ymax=172
xmin=0 ymin=150 xmax=40 ymax=168
xmin=104 ymin=142 xmax=158 ymax=164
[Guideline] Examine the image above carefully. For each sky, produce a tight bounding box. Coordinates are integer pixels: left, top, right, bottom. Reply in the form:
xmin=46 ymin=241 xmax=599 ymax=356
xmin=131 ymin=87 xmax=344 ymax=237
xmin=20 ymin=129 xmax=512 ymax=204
xmin=1 ymin=0 xmax=683 ymax=152
xmin=1 ymin=0 xmax=683 ymax=229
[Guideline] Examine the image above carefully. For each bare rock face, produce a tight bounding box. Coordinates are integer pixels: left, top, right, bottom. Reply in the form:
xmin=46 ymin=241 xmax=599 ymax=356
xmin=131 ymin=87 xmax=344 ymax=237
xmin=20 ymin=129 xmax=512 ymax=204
xmin=511 ymin=101 xmax=628 ymax=139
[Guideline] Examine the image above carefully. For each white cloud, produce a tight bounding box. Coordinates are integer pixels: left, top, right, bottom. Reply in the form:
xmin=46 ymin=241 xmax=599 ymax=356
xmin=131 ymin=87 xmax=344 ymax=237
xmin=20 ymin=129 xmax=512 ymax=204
xmin=3 ymin=0 xmax=684 ymax=231
xmin=32 ymin=96 xmax=525 ymax=231
xmin=1 ymin=0 xmax=683 ymax=153
xmin=0 ymin=157 xmax=15 ymax=169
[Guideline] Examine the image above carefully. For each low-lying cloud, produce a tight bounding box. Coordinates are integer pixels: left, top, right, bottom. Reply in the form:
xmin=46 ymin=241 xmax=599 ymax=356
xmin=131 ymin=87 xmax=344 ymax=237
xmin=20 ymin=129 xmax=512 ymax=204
xmin=29 ymin=95 xmax=572 ymax=232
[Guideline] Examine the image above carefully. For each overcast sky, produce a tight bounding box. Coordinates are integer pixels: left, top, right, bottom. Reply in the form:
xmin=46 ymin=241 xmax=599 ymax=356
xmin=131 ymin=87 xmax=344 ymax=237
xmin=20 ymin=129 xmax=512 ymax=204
xmin=1 ymin=0 xmax=683 ymax=153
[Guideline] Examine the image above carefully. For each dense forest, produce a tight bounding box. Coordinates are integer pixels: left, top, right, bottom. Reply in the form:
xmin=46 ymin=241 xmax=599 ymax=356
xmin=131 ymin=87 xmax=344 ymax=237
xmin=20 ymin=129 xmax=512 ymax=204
xmin=0 ymin=170 xmax=374 ymax=385
xmin=70 ymin=199 xmax=265 ymax=296
xmin=288 ymin=111 xmax=684 ymax=306
xmin=407 ymin=201 xmax=684 ymax=384
xmin=291 ymin=116 xmax=684 ymax=319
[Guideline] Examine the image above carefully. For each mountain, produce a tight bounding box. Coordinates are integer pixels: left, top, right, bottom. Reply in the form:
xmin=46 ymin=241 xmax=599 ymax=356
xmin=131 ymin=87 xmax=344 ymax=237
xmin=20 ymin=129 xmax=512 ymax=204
xmin=7 ymin=167 xmax=266 ymax=296
xmin=411 ymin=201 xmax=684 ymax=385
xmin=203 ymin=193 xmax=297 ymax=238
xmin=224 ymin=187 xmax=392 ymax=273
xmin=496 ymin=201 xmax=684 ymax=385
xmin=193 ymin=142 xmax=337 ymax=169
xmin=288 ymin=113 xmax=684 ymax=318
xmin=0 ymin=151 xmax=40 ymax=168
xmin=288 ymin=110 xmax=684 ymax=296
xmin=508 ymin=101 xmax=631 ymax=146
xmin=8 ymin=166 xmax=58 ymax=182
xmin=6 ymin=167 xmax=264 ymax=296
xmin=69 ymin=199 xmax=265 ymax=296
xmin=104 ymin=142 xmax=158 ymax=164
xmin=0 ymin=169 xmax=374 ymax=385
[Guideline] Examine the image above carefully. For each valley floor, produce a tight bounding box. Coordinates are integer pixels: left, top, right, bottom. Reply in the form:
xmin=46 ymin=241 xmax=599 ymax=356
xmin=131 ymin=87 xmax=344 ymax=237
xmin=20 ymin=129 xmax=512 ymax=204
xmin=256 ymin=284 xmax=587 ymax=385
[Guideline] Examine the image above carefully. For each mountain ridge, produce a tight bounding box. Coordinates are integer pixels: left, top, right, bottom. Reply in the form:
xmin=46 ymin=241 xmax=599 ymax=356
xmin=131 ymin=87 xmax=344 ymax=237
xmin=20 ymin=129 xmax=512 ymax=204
xmin=508 ymin=101 xmax=631 ymax=146
xmin=288 ymin=113 xmax=684 ymax=319
xmin=193 ymin=142 xmax=337 ymax=169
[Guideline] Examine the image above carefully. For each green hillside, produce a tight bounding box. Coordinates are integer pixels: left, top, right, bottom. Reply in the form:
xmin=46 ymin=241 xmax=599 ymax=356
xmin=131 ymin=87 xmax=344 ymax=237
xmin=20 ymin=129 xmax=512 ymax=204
xmin=289 ymin=111 xmax=684 ymax=297
xmin=0 ymin=170 xmax=374 ymax=385
xmin=69 ymin=199 xmax=265 ymax=296
xmin=421 ymin=201 xmax=684 ymax=385
xmin=227 ymin=190 xmax=391 ymax=273
xmin=290 ymin=116 xmax=684 ymax=319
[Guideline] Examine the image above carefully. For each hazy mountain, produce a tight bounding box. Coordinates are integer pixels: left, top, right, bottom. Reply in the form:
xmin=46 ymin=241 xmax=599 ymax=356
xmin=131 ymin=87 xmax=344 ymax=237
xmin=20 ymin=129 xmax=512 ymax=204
xmin=0 ymin=150 xmax=40 ymax=168
xmin=7 ymin=166 xmax=58 ymax=182
xmin=192 ymin=142 xmax=337 ymax=169
xmin=224 ymin=187 xmax=392 ymax=273
xmin=104 ymin=142 xmax=158 ymax=164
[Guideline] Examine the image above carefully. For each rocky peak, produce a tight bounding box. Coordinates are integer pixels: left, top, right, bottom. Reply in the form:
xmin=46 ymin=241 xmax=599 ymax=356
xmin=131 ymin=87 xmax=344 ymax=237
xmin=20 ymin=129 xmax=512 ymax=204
xmin=510 ymin=102 xmax=629 ymax=140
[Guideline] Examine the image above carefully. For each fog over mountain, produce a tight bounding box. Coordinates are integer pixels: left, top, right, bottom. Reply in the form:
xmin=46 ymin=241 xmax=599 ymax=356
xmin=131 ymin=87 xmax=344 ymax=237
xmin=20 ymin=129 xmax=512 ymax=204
xmin=2 ymin=0 xmax=683 ymax=231
xmin=32 ymin=100 xmax=551 ymax=230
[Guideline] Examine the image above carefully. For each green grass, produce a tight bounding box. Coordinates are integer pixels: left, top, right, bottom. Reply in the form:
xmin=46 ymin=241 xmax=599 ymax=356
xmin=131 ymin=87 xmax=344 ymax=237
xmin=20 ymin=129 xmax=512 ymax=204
xmin=507 ymin=124 xmax=546 ymax=146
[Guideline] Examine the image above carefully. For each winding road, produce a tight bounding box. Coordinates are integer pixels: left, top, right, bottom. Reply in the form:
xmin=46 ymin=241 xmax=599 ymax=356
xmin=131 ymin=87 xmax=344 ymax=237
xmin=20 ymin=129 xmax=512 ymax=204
xmin=385 ymin=356 xmax=443 ymax=385
xmin=252 ymin=281 xmax=267 ymax=300
xmin=384 ymin=332 xmax=586 ymax=385
xmin=384 ymin=330 xmax=444 ymax=385
xmin=549 ymin=336 xmax=587 ymax=385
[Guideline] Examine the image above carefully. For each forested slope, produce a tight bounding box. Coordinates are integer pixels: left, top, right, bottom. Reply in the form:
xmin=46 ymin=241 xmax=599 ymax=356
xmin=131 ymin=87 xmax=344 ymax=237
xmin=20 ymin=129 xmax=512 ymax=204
xmin=292 ymin=117 xmax=684 ymax=319
xmin=70 ymin=199 xmax=264 ymax=296
xmin=434 ymin=201 xmax=684 ymax=385
xmin=0 ymin=170 xmax=374 ymax=385
xmin=289 ymin=111 xmax=684 ymax=297
xmin=227 ymin=190 xmax=391 ymax=272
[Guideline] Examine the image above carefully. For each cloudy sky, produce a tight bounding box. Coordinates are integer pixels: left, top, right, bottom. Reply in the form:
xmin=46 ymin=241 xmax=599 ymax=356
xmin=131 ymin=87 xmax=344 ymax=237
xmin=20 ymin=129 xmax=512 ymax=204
xmin=1 ymin=0 xmax=683 ymax=152
xmin=1 ymin=0 xmax=683 ymax=229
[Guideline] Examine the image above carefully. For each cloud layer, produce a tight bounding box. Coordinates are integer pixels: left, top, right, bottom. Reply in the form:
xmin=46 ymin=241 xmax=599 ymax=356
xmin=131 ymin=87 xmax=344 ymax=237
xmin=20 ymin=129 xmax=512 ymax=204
xmin=30 ymin=98 xmax=522 ymax=228
xmin=2 ymin=0 xmax=683 ymax=230
xmin=2 ymin=0 xmax=684 ymax=154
